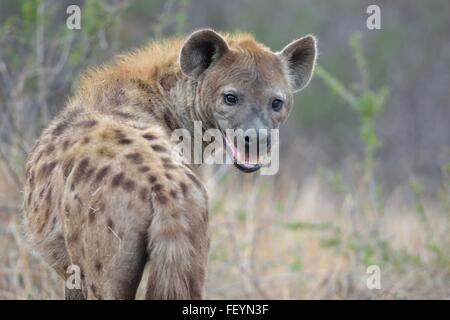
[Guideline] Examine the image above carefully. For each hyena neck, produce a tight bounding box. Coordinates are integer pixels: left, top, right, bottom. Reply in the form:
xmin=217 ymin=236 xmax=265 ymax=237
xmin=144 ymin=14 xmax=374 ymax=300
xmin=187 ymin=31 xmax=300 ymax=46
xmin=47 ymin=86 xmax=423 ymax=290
xmin=127 ymin=73 xmax=207 ymax=137
xmin=94 ymin=73 xmax=201 ymax=137
xmin=167 ymin=74 xmax=213 ymax=136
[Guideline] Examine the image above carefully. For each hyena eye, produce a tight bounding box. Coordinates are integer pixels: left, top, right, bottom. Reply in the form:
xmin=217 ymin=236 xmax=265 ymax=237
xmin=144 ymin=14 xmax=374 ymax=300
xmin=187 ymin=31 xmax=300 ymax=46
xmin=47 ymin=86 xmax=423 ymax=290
xmin=272 ymin=99 xmax=284 ymax=112
xmin=224 ymin=94 xmax=238 ymax=105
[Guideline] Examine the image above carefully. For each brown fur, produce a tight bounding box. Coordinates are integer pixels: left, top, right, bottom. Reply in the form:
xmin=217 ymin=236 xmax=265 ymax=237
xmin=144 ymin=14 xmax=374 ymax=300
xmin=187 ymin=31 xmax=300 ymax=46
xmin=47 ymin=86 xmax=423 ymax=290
xmin=22 ymin=29 xmax=316 ymax=299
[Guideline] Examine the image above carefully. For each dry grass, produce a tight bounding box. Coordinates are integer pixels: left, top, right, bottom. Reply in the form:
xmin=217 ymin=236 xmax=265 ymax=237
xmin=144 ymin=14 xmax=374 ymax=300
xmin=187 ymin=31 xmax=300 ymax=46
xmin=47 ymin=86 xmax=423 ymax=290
xmin=204 ymin=169 xmax=450 ymax=299
xmin=0 ymin=165 xmax=449 ymax=299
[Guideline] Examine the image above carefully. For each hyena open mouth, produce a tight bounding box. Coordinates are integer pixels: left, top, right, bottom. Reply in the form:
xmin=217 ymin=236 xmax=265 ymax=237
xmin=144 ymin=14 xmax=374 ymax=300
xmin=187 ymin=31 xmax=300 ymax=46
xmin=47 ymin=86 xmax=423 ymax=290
xmin=220 ymin=128 xmax=269 ymax=173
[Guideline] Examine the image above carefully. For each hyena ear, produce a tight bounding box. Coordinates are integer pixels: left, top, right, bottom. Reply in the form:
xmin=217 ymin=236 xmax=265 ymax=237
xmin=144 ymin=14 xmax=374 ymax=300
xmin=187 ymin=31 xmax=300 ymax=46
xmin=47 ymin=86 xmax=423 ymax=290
xmin=180 ymin=29 xmax=229 ymax=79
xmin=279 ymin=35 xmax=317 ymax=92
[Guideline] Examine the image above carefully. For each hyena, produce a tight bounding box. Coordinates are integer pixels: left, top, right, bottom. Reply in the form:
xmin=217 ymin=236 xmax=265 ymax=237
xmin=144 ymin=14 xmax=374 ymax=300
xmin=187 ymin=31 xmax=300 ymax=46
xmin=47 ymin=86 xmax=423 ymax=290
xmin=22 ymin=29 xmax=317 ymax=299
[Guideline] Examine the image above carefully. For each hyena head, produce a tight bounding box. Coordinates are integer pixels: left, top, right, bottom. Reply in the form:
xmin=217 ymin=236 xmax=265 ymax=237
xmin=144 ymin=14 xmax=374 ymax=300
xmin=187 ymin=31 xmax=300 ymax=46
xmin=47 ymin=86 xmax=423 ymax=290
xmin=180 ymin=29 xmax=317 ymax=172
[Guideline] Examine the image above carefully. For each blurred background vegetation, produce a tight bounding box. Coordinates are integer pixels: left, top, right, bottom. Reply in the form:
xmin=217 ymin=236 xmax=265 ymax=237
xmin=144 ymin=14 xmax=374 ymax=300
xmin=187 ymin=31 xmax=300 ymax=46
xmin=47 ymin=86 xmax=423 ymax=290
xmin=0 ymin=0 xmax=449 ymax=299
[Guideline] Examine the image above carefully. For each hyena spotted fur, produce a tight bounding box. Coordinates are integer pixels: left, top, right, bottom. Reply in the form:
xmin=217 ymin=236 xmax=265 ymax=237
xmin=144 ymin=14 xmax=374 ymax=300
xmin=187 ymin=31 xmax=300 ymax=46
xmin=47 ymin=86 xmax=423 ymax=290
xmin=23 ymin=29 xmax=317 ymax=299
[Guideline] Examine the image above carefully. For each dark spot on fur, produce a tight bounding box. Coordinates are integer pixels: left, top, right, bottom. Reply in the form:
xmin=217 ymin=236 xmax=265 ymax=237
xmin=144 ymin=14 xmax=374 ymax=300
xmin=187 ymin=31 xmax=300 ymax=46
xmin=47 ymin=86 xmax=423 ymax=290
xmin=39 ymin=160 xmax=58 ymax=177
xmin=27 ymin=191 xmax=33 ymax=206
xmin=95 ymin=165 xmax=110 ymax=183
xmin=85 ymin=167 xmax=96 ymax=181
xmin=45 ymin=144 xmax=55 ymax=154
xmin=139 ymin=187 xmax=149 ymax=202
xmin=152 ymin=183 xmax=168 ymax=204
xmin=125 ymin=153 xmax=143 ymax=164
xmin=142 ymin=133 xmax=156 ymax=141
xmin=52 ymin=121 xmax=69 ymax=136
xmin=65 ymin=108 xmax=82 ymax=122
xmin=112 ymin=111 xmax=130 ymax=118
xmin=100 ymin=131 xmax=111 ymax=140
xmin=48 ymin=161 xmax=58 ymax=174
xmin=148 ymin=175 xmax=157 ymax=184
xmin=180 ymin=182 xmax=188 ymax=197
xmin=138 ymin=165 xmax=150 ymax=172
xmin=62 ymin=140 xmax=71 ymax=151
xmin=113 ymin=129 xmax=125 ymax=139
xmin=111 ymin=172 xmax=124 ymax=187
xmin=170 ymin=189 xmax=178 ymax=199
xmin=107 ymin=218 xmax=114 ymax=230
xmin=74 ymin=194 xmax=82 ymax=206
xmin=77 ymin=119 xmax=98 ymax=128
xmin=73 ymin=158 xmax=89 ymax=185
xmin=63 ymin=159 xmax=75 ymax=178
xmin=164 ymin=110 xmax=179 ymax=131
xmin=95 ymin=262 xmax=103 ymax=272
xmin=81 ymin=136 xmax=90 ymax=144
xmin=151 ymin=144 xmax=167 ymax=153
xmin=111 ymin=111 xmax=135 ymax=119
xmin=45 ymin=187 xmax=52 ymax=202
xmin=156 ymin=193 xmax=168 ymax=205
xmin=97 ymin=147 xmax=115 ymax=158
xmin=165 ymin=173 xmax=173 ymax=180
xmin=163 ymin=162 xmax=176 ymax=170
xmin=186 ymin=172 xmax=203 ymax=190
xmin=152 ymin=184 xmax=163 ymax=193
xmin=39 ymin=187 xmax=46 ymax=199
xmin=118 ymin=138 xmax=133 ymax=145
xmin=122 ymin=179 xmax=136 ymax=192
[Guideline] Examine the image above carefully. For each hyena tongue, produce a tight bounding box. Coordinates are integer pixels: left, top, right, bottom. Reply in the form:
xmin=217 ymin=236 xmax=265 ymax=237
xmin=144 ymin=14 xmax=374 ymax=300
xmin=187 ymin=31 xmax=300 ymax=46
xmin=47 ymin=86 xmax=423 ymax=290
xmin=223 ymin=132 xmax=263 ymax=168
xmin=236 ymin=145 xmax=263 ymax=166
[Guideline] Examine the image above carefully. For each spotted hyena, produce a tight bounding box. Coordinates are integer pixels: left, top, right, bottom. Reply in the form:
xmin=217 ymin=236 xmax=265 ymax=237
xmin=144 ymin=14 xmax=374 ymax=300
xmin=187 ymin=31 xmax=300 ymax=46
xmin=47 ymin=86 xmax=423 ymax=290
xmin=22 ymin=29 xmax=317 ymax=299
